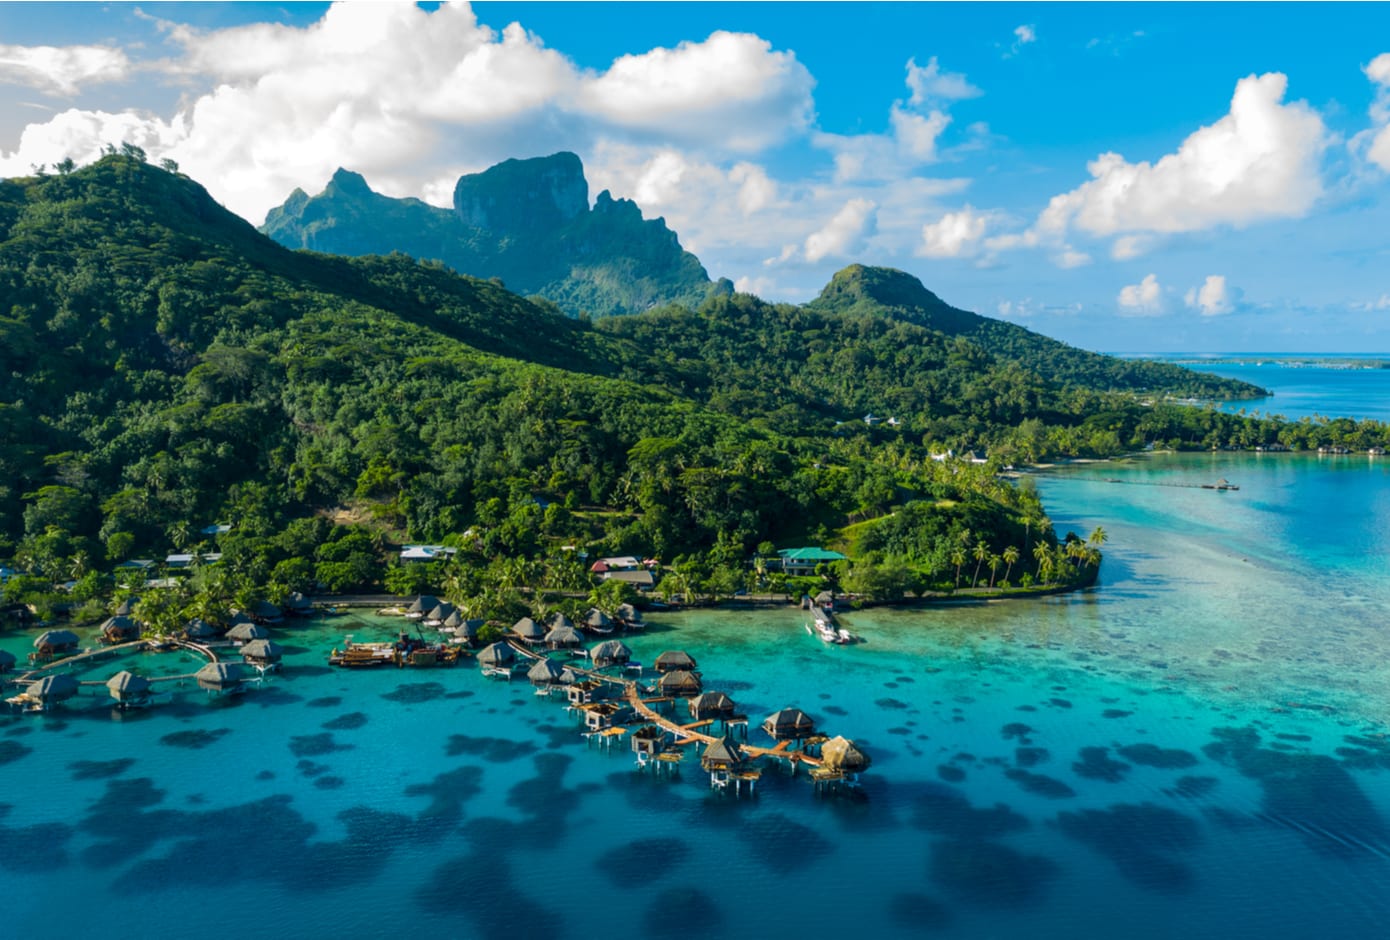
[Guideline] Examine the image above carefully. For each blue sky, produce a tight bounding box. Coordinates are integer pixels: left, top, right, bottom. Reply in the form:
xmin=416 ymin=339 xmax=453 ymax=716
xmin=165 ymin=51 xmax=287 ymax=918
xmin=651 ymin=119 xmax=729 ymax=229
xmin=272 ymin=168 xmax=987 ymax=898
xmin=3 ymin=2 xmax=1390 ymax=352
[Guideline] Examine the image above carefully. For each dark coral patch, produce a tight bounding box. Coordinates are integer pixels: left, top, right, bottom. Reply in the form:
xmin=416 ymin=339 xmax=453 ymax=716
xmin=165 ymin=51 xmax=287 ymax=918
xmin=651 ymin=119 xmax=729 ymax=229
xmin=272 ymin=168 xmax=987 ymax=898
xmin=1117 ymin=743 xmax=1198 ymax=769
xmin=937 ymin=764 xmax=966 ymax=783
xmin=305 ymin=696 xmax=343 ymax=708
xmin=1005 ymin=769 xmax=1076 ymax=799
xmin=1001 ymin=723 xmax=1034 ymax=741
xmin=1015 ymin=747 xmax=1049 ymax=768
xmin=0 ymin=740 xmax=33 ymax=766
xmin=596 ymin=837 xmax=686 ymax=885
xmin=289 ymin=733 xmax=352 ymax=758
xmin=322 ymin=711 xmax=369 ymax=731
xmin=445 ymin=734 xmax=539 ymax=762
xmin=1056 ymin=803 xmax=1200 ymax=894
xmin=1073 ymin=747 xmax=1130 ymax=782
xmin=1102 ymin=709 xmax=1132 ymax=719
xmin=929 ymin=840 xmax=1058 ymax=908
xmin=910 ymin=785 xmax=1028 ymax=840
xmin=1165 ymin=776 xmax=1219 ymax=799
xmin=159 ymin=728 xmax=231 ymax=750
xmin=69 ymin=758 xmax=136 ymax=780
xmin=887 ymin=892 xmax=953 ymax=931
xmin=381 ymin=682 xmax=446 ymax=704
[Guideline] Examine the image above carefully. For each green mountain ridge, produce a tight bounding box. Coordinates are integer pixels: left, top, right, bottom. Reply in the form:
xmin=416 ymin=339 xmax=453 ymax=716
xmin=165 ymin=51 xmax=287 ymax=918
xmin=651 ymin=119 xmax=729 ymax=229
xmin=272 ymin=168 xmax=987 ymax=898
xmin=262 ymin=152 xmax=716 ymax=317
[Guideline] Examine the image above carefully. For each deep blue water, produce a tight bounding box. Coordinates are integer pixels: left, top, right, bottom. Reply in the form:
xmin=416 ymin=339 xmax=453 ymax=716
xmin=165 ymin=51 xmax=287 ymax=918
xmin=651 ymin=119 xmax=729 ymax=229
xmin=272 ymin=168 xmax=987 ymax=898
xmin=1132 ymin=353 xmax=1390 ymax=423
xmin=4 ymin=464 xmax=1390 ymax=937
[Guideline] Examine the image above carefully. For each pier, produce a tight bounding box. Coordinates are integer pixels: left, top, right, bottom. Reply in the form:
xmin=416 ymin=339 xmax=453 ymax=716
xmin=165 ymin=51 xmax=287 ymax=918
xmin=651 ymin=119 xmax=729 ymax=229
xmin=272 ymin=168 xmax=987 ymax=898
xmin=5 ymin=637 xmax=222 ymax=710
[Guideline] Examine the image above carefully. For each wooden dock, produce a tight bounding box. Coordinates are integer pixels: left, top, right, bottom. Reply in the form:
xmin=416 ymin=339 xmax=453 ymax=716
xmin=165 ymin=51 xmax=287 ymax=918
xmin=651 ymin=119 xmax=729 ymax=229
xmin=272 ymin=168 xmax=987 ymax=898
xmin=10 ymin=638 xmax=219 ymax=690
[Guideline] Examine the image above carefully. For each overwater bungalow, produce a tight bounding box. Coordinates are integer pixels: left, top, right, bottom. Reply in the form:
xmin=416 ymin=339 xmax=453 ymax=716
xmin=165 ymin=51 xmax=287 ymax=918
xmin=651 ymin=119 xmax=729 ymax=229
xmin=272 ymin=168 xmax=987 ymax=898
xmin=32 ymin=629 xmax=80 ymax=660
xmin=566 ymin=679 xmax=606 ymax=706
xmin=616 ymin=603 xmax=645 ymax=630
xmin=762 ymin=707 xmax=817 ymax=742
xmin=240 ymin=638 xmax=284 ymax=670
xmin=227 ymin=610 xmax=257 ymax=631
xmin=0 ymin=649 xmax=16 ymax=673
xmin=631 ymin=724 xmax=668 ymax=764
xmin=424 ymin=602 xmax=456 ymax=627
xmin=184 ymin=618 xmax=220 ymax=641
xmin=406 ymin=595 xmax=441 ymax=620
xmin=285 ymin=592 xmax=314 ymax=617
xmin=527 ymin=657 xmax=566 ymax=692
xmin=454 ymin=618 xmax=484 ymax=645
xmin=226 ymin=622 xmax=269 ymax=644
xmin=548 ymin=612 xmax=575 ymax=631
xmin=700 ymin=732 xmax=760 ymax=793
xmin=544 ymin=622 xmax=586 ymax=652
xmin=589 ymin=639 xmax=632 ymax=669
xmin=106 ymin=670 xmax=154 ymax=709
xmin=115 ymin=596 xmax=139 ymax=617
xmin=688 ymin=691 xmax=737 ymax=722
xmin=17 ymin=673 xmax=80 ymax=711
xmin=654 ymin=650 xmax=697 ymax=674
xmin=585 ymin=608 xmax=614 ymax=635
xmin=195 ymin=662 xmax=249 ymax=695
xmin=100 ymin=615 xmax=141 ymax=644
xmin=819 ymin=736 xmax=871 ymax=774
xmin=477 ymin=641 xmax=515 ymax=678
xmin=511 ymin=617 xmax=546 ymax=644
xmin=657 ymin=669 xmax=703 ymax=698
xmin=250 ymin=600 xmax=284 ymax=625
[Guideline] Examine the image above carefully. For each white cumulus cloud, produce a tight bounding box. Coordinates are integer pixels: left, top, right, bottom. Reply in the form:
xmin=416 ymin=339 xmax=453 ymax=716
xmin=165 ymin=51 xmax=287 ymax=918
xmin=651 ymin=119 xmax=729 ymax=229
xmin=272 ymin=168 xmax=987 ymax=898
xmin=0 ymin=43 xmax=131 ymax=95
xmin=1038 ymin=73 xmax=1327 ymax=241
xmin=1185 ymin=275 xmax=1242 ymax=316
xmin=905 ymin=56 xmax=981 ymax=106
xmin=804 ymin=198 xmax=878 ymax=263
xmin=1117 ymin=273 xmax=1166 ymax=316
xmin=918 ymin=205 xmax=990 ymax=258
xmin=1363 ymin=52 xmax=1390 ymax=171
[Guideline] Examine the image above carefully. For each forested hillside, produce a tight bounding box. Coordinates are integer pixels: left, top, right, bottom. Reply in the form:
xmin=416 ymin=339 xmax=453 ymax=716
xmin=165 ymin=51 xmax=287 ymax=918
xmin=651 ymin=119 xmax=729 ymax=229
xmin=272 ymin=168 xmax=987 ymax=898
xmin=1 ymin=155 xmax=1383 ymax=621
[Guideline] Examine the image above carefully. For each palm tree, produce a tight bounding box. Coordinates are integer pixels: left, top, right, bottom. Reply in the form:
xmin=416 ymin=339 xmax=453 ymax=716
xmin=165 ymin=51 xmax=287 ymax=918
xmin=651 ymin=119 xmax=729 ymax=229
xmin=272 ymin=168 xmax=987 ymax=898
xmin=971 ymin=542 xmax=988 ymax=588
xmin=1089 ymin=526 xmax=1108 ymax=549
xmin=1033 ymin=542 xmax=1053 ymax=583
xmin=988 ymin=553 xmax=1001 ymax=589
xmin=950 ymin=548 xmax=966 ymax=588
xmin=1002 ymin=545 xmax=1019 ymax=585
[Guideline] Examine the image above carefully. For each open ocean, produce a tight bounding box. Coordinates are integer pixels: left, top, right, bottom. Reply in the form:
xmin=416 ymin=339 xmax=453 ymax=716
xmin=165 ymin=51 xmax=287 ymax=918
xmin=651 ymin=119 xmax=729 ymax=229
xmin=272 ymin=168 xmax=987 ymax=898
xmin=4 ymin=366 xmax=1390 ymax=938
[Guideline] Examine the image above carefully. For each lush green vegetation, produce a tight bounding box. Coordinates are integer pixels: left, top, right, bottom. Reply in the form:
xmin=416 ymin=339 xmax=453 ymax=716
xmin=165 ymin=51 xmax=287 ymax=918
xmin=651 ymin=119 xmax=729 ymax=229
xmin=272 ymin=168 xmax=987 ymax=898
xmin=3 ymin=154 xmax=1383 ymax=628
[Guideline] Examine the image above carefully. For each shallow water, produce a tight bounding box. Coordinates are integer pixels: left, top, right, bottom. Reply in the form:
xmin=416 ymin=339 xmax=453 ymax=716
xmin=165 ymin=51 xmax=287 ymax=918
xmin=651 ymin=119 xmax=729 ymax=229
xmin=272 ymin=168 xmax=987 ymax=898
xmin=3 ymin=453 xmax=1389 ymax=938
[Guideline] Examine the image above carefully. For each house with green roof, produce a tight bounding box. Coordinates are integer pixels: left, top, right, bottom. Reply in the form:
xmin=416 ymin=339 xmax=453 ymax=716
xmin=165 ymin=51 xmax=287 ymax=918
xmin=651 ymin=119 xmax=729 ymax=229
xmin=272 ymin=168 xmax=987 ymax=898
xmin=777 ymin=547 xmax=847 ymax=576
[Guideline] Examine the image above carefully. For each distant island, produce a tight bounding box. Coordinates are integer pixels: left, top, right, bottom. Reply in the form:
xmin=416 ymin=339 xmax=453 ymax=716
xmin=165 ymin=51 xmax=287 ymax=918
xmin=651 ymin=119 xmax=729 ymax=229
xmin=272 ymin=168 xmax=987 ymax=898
xmin=0 ymin=152 xmax=1386 ymax=637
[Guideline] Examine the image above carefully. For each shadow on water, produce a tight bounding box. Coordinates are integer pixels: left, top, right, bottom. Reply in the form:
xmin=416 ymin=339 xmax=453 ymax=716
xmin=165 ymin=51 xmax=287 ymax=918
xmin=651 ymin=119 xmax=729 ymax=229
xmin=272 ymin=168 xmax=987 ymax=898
xmin=929 ymin=839 xmax=1058 ymax=909
xmin=595 ymin=837 xmax=687 ymax=885
xmin=0 ymin=803 xmax=74 ymax=871
xmin=1205 ymin=726 xmax=1390 ymax=858
xmin=1055 ymin=803 xmax=1201 ymax=894
xmin=908 ymin=783 xmax=1029 ymax=841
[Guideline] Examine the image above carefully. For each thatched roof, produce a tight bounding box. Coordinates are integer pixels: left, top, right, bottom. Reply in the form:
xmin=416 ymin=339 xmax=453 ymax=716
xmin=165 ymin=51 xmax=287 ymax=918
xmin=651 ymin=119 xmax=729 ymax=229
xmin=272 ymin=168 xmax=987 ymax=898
xmin=106 ymin=670 xmax=152 ymax=697
xmin=443 ymin=610 xmax=463 ymax=630
xmin=511 ymin=617 xmax=545 ymax=640
xmin=226 ymin=622 xmax=269 ymax=642
xmin=426 ymin=602 xmax=455 ymax=621
xmin=820 ymin=736 xmax=871 ymax=772
xmin=184 ymin=618 xmax=219 ymax=639
xmin=527 ymin=658 xmax=565 ymax=685
xmin=762 ymin=707 xmax=816 ymax=739
xmin=195 ymin=662 xmax=247 ymax=690
xmin=589 ymin=639 xmax=631 ymax=666
xmin=34 ymin=629 xmax=79 ymax=649
xmin=240 ymin=639 xmax=284 ymax=662
xmin=544 ymin=624 xmax=584 ymax=648
xmin=654 ymin=650 xmax=697 ymax=672
xmin=0 ymin=649 xmax=16 ymax=671
xmin=658 ymin=669 xmax=703 ymax=696
xmin=586 ymin=608 xmax=611 ymax=628
xmin=408 ymin=595 xmax=441 ymax=614
xmin=548 ymin=612 xmax=574 ymax=630
xmin=115 ymin=596 xmax=139 ymax=616
xmin=616 ymin=603 xmax=641 ymax=622
xmin=101 ymin=616 xmax=140 ymax=640
xmin=701 ymin=733 xmax=746 ymax=769
xmin=558 ymin=666 xmax=580 ymax=684
xmin=689 ymin=691 xmax=736 ymax=717
xmin=251 ymin=600 xmax=282 ymax=619
xmin=456 ymin=619 xmax=483 ymax=640
xmin=814 ymin=590 xmax=835 ymax=605
xmin=477 ymin=642 xmax=515 ymax=667
xmin=228 ymin=610 xmax=256 ymax=627
xmin=29 ymin=673 xmax=79 ymax=701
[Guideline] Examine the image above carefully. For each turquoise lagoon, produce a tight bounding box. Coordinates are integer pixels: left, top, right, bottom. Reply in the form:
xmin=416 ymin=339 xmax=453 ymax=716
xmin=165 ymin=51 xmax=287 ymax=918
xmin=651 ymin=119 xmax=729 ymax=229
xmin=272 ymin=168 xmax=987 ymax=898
xmin=4 ymin=452 xmax=1390 ymax=938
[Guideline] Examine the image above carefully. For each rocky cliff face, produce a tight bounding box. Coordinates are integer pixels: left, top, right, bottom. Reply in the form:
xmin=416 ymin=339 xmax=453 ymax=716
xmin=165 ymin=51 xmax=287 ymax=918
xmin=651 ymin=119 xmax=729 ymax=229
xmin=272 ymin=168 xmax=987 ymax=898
xmin=262 ymin=152 xmax=712 ymax=316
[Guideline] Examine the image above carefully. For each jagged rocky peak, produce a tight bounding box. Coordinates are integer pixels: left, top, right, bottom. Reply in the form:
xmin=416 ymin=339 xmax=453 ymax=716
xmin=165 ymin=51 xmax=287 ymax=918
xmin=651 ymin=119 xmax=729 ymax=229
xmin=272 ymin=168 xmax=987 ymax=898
xmin=453 ymin=151 xmax=589 ymax=235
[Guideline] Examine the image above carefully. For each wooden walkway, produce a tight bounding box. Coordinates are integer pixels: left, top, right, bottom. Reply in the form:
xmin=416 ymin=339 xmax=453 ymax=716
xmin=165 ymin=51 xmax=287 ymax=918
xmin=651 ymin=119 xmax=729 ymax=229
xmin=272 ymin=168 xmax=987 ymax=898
xmin=503 ymin=638 xmax=823 ymax=770
xmin=11 ymin=638 xmax=219 ymax=688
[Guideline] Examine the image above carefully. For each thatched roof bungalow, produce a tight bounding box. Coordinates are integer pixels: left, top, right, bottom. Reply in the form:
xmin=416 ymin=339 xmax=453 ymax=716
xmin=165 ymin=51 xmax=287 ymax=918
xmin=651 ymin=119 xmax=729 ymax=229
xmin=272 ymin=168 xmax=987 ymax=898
xmin=27 ymin=673 xmax=80 ymax=707
xmin=700 ymin=732 xmax=748 ymax=772
xmin=589 ymin=639 xmax=631 ymax=669
xmin=425 ymin=602 xmax=456 ymax=625
xmin=115 ymin=596 xmax=139 ymax=617
xmin=544 ymin=623 xmax=585 ymax=650
xmin=195 ymin=662 xmax=248 ymax=693
xmin=100 ymin=615 xmax=141 ymax=643
xmin=688 ymin=691 xmax=737 ymax=721
xmin=477 ymin=642 xmax=515 ymax=668
xmin=762 ymin=707 xmax=816 ymax=741
xmin=548 ymin=612 xmax=575 ymax=631
xmin=658 ymin=669 xmax=703 ymax=698
xmin=631 ymin=724 xmax=667 ymax=758
xmin=106 ymin=670 xmax=153 ymax=707
xmin=820 ymin=736 xmax=871 ymax=773
xmin=226 ymin=622 xmax=269 ymax=643
xmin=407 ymin=595 xmax=441 ymax=619
xmin=654 ymin=650 xmax=697 ymax=674
xmin=240 ymin=639 xmax=284 ymax=667
xmin=33 ymin=629 xmax=80 ymax=657
xmin=184 ymin=618 xmax=220 ymax=640
xmin=527 ymin=657 xmax=566 ymax=689
xmin=511 ymin=617 xmax=546 ymax=643
xmin=250 ymin=600 xmax=283 ymax=625
xmin=585 ymin=608 xmax=613 ymax=633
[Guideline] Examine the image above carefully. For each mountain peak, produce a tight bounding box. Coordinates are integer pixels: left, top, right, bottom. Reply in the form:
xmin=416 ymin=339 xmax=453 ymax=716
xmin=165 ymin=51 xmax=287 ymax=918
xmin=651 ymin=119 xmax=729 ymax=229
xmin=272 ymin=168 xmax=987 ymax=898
xmin=814 ymin=265 xmax=951 ymax=312
xmin=327 ymin=168 xmax=372 ymax=196
xmin=453 ymin=151 xmax=588 ymax=235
